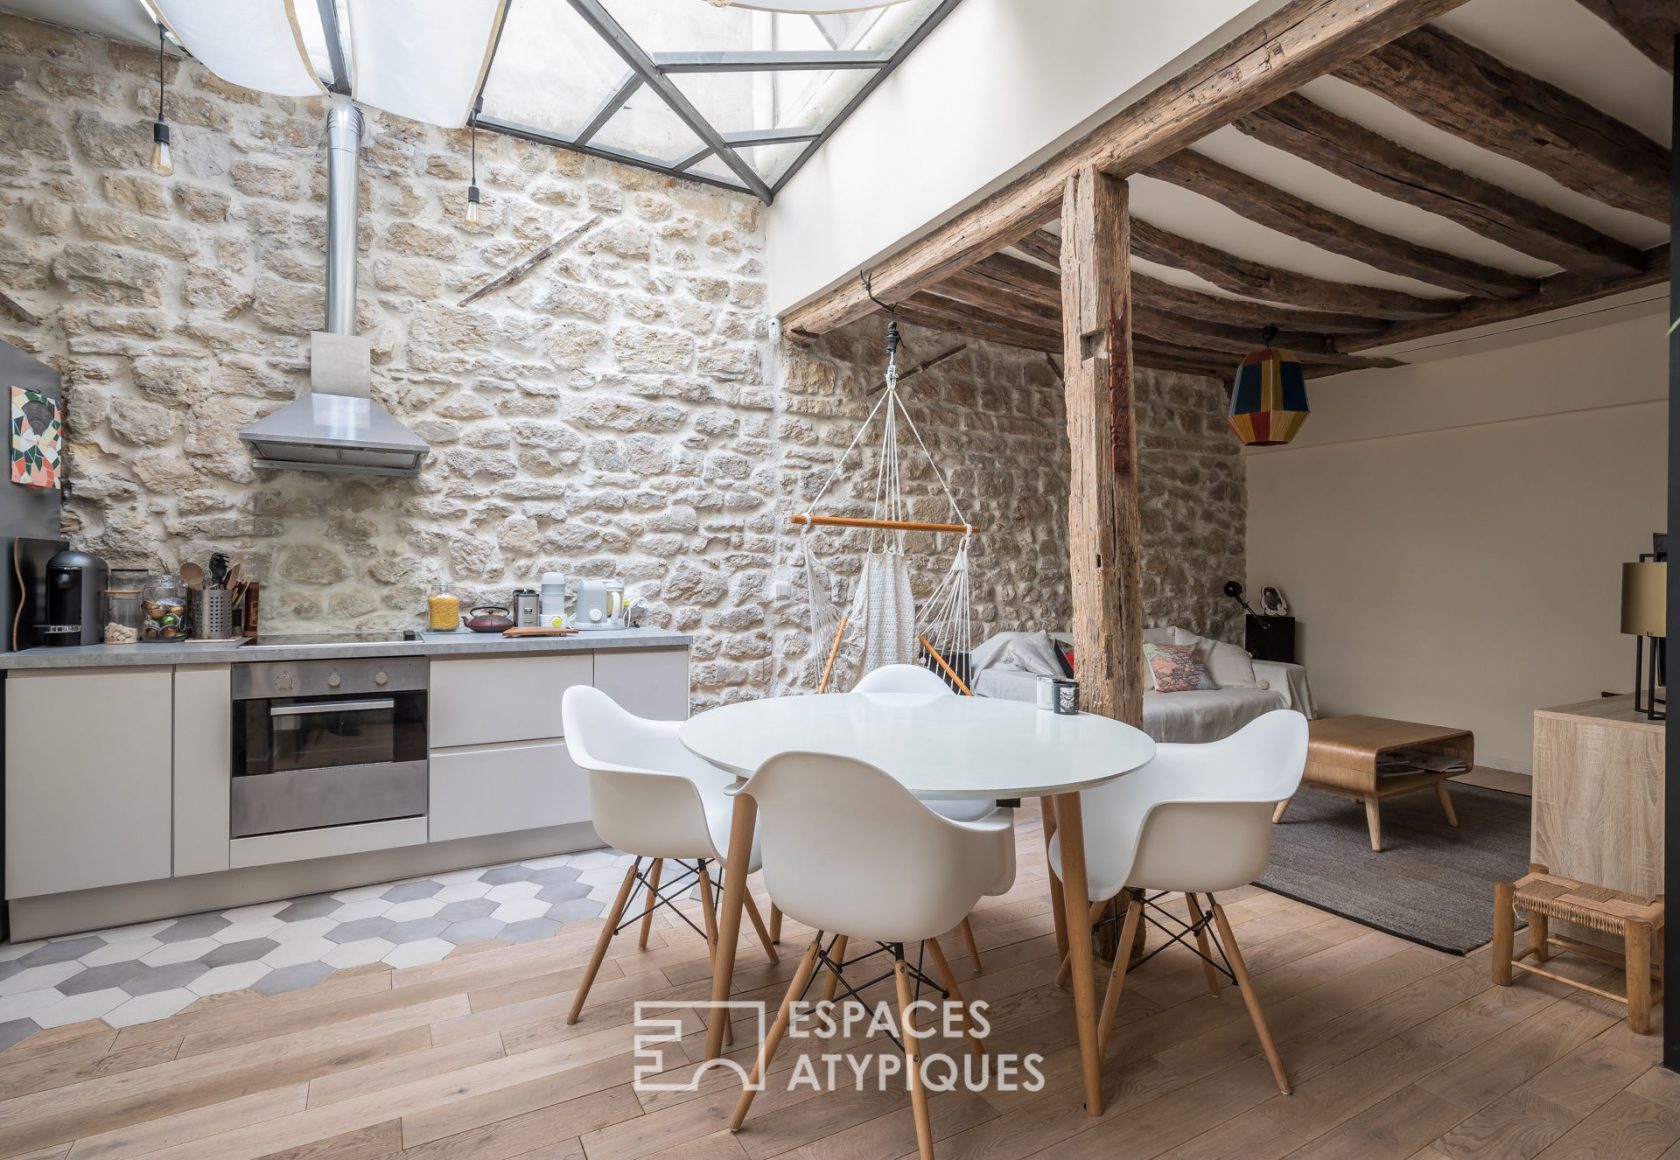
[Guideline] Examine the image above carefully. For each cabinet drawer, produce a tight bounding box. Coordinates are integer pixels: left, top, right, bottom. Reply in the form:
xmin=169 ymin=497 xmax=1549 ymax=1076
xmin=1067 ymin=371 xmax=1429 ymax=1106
xmin=429 ymin=739 xmax=590 ymax=842
xmin=429 ymin=654 xmax=591 ymax=748
xmin=592 ymin=648 xmax=690 ymax=721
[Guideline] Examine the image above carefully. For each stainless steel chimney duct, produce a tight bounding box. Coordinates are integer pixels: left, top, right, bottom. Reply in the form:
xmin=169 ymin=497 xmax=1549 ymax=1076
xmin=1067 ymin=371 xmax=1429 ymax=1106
xmin=324 ymin=102 xmax=363 ymax=336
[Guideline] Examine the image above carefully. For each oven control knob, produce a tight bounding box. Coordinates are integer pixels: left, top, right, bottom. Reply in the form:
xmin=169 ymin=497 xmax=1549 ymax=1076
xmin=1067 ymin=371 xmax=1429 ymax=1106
xmin=327 ymin=672 xmax=341 ymax=688
xmin=273 ymin=667 xmax=295 ymax=692
xmin=375 ymin=670 xmax=389 ymax=687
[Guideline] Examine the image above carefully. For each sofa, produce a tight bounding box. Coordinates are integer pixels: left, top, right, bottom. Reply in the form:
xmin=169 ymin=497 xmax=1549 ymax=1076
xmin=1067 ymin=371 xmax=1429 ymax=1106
xmin=969 ymin=627 xmax=1316 ymax=744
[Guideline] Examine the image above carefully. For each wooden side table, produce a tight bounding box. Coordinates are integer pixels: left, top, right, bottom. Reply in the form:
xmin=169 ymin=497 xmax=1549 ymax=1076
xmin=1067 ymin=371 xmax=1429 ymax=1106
xmin=1273 ymin=714 xmax=1473 ymax=852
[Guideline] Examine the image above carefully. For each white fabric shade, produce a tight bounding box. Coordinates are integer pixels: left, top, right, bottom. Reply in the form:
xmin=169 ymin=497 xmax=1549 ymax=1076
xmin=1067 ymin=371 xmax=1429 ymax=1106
xmin=153 ymin=0 xmax=324 ymax=99
xmin=347 ymin=0 xmax=504 ymax=129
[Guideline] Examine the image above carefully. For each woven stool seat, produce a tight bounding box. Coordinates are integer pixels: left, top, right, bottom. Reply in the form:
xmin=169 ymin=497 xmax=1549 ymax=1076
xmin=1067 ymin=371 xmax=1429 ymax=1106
xmin=1512 ymin=871 xmax=1664 ymax=935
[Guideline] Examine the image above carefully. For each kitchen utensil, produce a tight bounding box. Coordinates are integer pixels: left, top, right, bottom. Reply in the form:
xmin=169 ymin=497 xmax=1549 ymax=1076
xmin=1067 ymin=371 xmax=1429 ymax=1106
xmin=191 ymin=587 xmax=232 ymax=640
xmin=208 ymin=553 xmax=229 ymax=588
xmin=540 ymin=573 xmax=567 ymax=628
xmin=464 ymin=605 xmax=514 ymax=633
xmin=512 ymin=588 xmax=541 ymax=628
xmin=500 ymin=626 xmax=578 ymax=638
xmin=180 ymin=562 xmax=204 ymax=590
xmin=42 ymin=549 xmax=107 ymax=647
xmin=574 ymin=579 xmax=627 ymax=631
xmin=224 ymin=563 xmax=241 ymax=594
xmin=427 ymin=592 xmax=460 ymax=631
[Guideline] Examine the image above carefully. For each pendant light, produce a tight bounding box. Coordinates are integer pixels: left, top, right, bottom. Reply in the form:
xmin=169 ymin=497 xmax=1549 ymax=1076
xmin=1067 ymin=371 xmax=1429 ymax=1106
xmin=465 ymin=99 xmax=481 ymax=226
xmin=148 ymin=23 xmax=172 ymax=176
xmin=1227 ymin=325 xmax=1310 ymax=447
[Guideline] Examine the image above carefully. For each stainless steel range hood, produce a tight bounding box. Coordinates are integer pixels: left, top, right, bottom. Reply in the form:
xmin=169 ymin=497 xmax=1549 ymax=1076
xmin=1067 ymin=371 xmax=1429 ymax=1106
xmin=239 ymin=103 xmax=429 ymax=478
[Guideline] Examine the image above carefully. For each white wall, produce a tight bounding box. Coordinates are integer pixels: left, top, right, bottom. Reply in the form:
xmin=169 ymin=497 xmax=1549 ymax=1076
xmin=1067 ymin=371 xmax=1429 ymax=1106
xmin=1246 ymin=310 xmax=1670 ymax=773
xmin=766 ymin=0 xmax=1287 ymax=315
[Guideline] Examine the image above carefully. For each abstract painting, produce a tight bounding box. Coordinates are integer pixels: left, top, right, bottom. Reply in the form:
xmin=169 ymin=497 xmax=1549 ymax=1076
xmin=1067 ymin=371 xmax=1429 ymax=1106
xmin=10 ymin=384 xmax=61 ymax=489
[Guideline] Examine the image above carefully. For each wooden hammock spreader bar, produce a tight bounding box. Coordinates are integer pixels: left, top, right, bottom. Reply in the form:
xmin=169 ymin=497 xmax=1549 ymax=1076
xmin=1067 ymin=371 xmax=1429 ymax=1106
xmin=791 ymin=515 xmax=981 ymax=535
xmin=816 ymin=615 xmax=849 ymax=694
xmin=919 ymin=634 xmax=973 ymax=696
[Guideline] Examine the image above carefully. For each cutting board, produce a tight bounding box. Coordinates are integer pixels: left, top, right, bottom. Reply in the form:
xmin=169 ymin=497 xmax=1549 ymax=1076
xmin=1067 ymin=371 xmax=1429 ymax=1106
xmin=501 ymin=626 xmax=578 ymax=638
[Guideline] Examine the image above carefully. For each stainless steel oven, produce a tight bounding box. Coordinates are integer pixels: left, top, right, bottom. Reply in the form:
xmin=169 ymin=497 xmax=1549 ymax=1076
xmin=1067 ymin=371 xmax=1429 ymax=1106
xmin=230 ymin=657 xmax=428 ymax=838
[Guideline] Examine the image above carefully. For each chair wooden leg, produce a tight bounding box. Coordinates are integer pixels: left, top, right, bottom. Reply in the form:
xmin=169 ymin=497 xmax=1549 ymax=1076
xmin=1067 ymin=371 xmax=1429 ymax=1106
xmin=925 ymin=935 xmax=984 ymax=1059
xmin=730 ymin=936 xmax=823 ymax=1132
xmin=1531 ymin=912 xmax=1549 ymax=964
xmin=1627 ymin=918 xmax=1654 ymax=1035
xmin=1186 ymin=893 xmax=1221 ymax=996
xmin=959 ymin=917 xmax=983 ymax=974
xmin=696 ymin=862 xmax=732 ymax=1046
xmin=1492 ymin=880 xmax=1515 ymax=986
xmin=1097 ymin=893 xmax=1143 ymax=1058
xmin=1363 ymin=795 xmax=1383 ymax=852
xmin=568 ymin=859 xmax=640 ymax=1025
xmin=1211 ymin=901 xmax=1290 ymax=1094
xmin=820 ymin=935 xmax=849 ymax=1003
xmin=1055 ymin=900 xmax=1108 ymax=988
xmin=743 ymin=890 xmax=779 ymax=965
xmin=637 ymin=858 xmax=663 ymax=950
xmin=769 ymin=903 xmax=783 ymax=945
xmin=893 ymin=951 xmax=936 ymax=1160
xmin=1272 ymin=798 xmax=1291 ymax=824
xmin=1435 ymin=780 xmax=1459 ymax=827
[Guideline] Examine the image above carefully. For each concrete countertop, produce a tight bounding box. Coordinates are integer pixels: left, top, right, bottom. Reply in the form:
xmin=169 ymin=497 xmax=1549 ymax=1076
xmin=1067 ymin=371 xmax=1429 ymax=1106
xmin=0 ymin=627 xmax=691 ymax=670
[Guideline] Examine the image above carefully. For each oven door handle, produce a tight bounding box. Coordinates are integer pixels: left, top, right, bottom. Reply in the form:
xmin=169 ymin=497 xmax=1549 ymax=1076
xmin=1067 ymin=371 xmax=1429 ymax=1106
xmin=269 ymin=698 xmax=396 ymax=717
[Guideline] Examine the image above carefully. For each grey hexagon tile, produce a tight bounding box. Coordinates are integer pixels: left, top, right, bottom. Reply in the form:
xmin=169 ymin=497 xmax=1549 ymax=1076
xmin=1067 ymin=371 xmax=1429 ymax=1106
xmin=527 ymin=865 xmax=582 ymax=886
xmin=124 ymin=962 xmax=209 ymax=996
xmin=545 ymin=899 xmax=607 ymax=923
xmin=479 ymin=864 xmax=531 ymax=886
xmin=327 ymin=918 xmax=395 ymax=945
xmin=154 ymin=915 xmax=231 ymax=944
xmin=80 ymin=938 xmax=161 ymax=967
xmin=0 ymin=961 xmax=83 ymax=996
xmin=499 ymin=918 xmax=562 ymax=944
xmin=0 ymin=1018 xmax=39 ymax=1052
xmin=213 ymin=918 xmax=283 ymax=944
xmin=384 ymin=898 xmax=446 ymax=923
xmin=386 ymin=918 xmax=450 ymax=944
xmin=329 ymin=899 xmax=392 ymax=923
xmin=433 ymin=881 xmax=491 ymax=903
xmin=536 ymin=881 xmax=592 ymax=904
xmin=436 ymin=898 xmax=498 ymax=923
xmin=271 ymin=917 xmax=337 ymax=943
xmin=201 ymin=939 xmax=279 ymax=968
xmin=382 ymin=880 xmax=443 ymax=903
xmin=0 ymin=962 xmax=20 ymax=985
xmin=440 ymin=917 xmax=505 ymax=945
xmin=0 ymin=942 xmax=45 ymax=963
xmin=142 ymin=938 xmax=222 ymax=967
xmin=105 ymin=989 xmax=197 ymax=1028
xmin=19 ymin=937 xmax=104 ymax=967
xmin=57 ymin=960 xmax=152 ymax=996
xmin=253 ymin=962 xmax=334 ymax=996
xmin=273 ymin=895 xmax=340 ymax=923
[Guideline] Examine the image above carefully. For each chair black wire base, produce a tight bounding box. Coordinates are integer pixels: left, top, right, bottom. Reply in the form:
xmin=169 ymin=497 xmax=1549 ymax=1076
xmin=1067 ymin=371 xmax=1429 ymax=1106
xmin=796 ymin=935 xmax=948 ymax=1051
xmin=1096 ymin=888 xmax=1237 ymax=985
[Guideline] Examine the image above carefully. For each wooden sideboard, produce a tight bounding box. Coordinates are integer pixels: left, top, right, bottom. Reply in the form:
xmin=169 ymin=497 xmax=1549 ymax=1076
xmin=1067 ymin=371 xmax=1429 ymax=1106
xmin=1532 ymin=695 xmax=1662 ymax=900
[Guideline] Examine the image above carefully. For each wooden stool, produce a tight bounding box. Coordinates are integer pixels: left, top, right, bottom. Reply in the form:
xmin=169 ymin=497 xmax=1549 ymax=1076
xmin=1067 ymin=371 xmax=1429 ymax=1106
xmin=1492 ymin=864 xmax=1664 ymax=1034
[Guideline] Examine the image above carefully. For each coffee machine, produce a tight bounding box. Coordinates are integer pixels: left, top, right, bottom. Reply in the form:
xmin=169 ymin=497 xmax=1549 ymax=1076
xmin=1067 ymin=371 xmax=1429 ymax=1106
xmin=42 ymin=549 xmax=106 ymax=646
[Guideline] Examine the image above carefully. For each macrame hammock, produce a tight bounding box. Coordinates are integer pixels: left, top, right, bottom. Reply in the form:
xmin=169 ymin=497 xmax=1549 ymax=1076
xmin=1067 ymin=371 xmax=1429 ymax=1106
xmin=794 ymin=316 xmax=979 ymax=694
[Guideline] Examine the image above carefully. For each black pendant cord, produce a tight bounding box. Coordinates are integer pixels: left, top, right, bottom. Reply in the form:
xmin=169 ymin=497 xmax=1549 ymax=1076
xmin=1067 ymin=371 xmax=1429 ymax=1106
xmin=470 ymin=113 xmax=477 ymax=188
xmin=155 ymin=24 xmax=166 ymax=123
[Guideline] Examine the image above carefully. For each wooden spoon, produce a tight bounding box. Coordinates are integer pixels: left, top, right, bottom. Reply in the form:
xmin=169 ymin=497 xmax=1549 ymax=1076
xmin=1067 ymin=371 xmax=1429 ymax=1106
xmin=180 ymin=562 xmax=204 ymax=590
xmin=224 ymin=563 xmax=241 ymax=594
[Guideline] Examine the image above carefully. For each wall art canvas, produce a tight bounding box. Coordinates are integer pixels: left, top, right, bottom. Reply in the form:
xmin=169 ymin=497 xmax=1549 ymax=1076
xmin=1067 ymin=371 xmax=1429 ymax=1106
xmin=10 ymin=384 xmax=61 ymax=489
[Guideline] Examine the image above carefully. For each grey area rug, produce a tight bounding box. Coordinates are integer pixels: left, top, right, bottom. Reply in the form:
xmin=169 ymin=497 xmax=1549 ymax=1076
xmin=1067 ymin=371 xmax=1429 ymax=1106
xmin=1256 ymin=782 xmax=1531 ymax=955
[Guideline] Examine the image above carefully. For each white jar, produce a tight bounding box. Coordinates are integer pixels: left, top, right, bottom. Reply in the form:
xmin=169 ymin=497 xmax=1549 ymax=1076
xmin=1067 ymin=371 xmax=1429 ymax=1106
xmin=540 ymin=572 xmax=567 ymax=628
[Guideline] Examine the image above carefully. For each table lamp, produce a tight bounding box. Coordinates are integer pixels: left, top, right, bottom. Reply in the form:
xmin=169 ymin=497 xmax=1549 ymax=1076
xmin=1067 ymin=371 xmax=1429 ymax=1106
xmin=1621 ymin=558 xmax=1666 ymax=720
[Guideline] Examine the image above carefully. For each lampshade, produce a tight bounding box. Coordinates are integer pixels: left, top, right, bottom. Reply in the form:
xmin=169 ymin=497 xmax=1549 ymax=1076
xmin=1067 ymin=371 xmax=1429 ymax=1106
xmin=1228 ymin=346 xmax=1309 ymax=447
xmin=1621 ymin=561 xmax=1666 ymax=638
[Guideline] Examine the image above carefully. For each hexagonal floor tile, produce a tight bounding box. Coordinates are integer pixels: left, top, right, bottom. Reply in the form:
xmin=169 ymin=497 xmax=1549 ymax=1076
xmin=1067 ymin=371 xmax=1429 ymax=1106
xmin=329 ymin=898 xmax=392 ymax=923
xmin=433 ymin=882 xmax=492 ymax=904
xmin=104 ymin=988 xmax=197 ymax=1028
xmin=566 ymin=851 xmax=618 ymax=870
xmin=0 ymin=942 xmax=44 ymax=964
xmin=436 ymin=898 xmax=498 ymax=923
xmin=79 ymin=938 xmax=161 ymax=967
xmin=201 ymin=939 xmax=279 ymax=968
xmin=154 ymin=915 xmax=231 ymax=944
xmin=545 ymin=899 xmax=606 ymax=924
xmin=322 ymin=938 xmax=396 ymax=969
xmin=141 ymin=938 xmax=221 ymax=967
xmin=536 ymin=881 xmax=592 ymax=904
xmin=272 ymin=895 xmax=341 ymax=923
xmin=270 ymin=917 xmax=337 ymax=943
xmin=327 ymin=917 xmax=396 ymax=945
xmin=440 ymin=917 xmax=505 ymax=946
xmin=253 ymin=962 xmax=335 ymax=995
xmin=382 ymin=938 xmax=455 ymax=969
xmin=57 ymin=961 xmax=151 ymax=996
xmin=498 ymin=918 xmax=561 ymax=944
xmin=478 ymin=864 xmax=531 ymax=886
xmin=382 ymin=880 xmax=444 ymax=903
xmin=212 ymin=918 xmax=284 ymax=944
xmin=490 ymin=898 xmax=550 ymax=924
xmin=261 ymin=937 xmax=337 ymax=969
xmin=0 ymin=961 xmax=83 ymax=996
xmin=0 ymin=989 xmax=62 ymax=1024
xmin=576 ymin=867 xmax=630 ymax=889
xmin=188 ymin=961 xmax=271 ymax=997
xmin=383 ymin=898 xmax=446 ymax=923
xmin=18 ymin=937 xmax=104 ymax=967
xmin=484 ymin=882 xmax=543 ymax=905
xmin=32 ymin=987 xmax=129 ymax=1029
xmin=123 ymin=961 xmax=209 ymax=996
xmin=527 ymin=865 xmax=582 ymax=886
xmin=386 ymin=918 xmax=450 ymax=944
xmin=0 ymin=1018 xmax=39 ymax=1052
xmin=331 ymin=884 xmax=391 ymax=904
xmin=431 ymin=867 xmax=489 ymax=885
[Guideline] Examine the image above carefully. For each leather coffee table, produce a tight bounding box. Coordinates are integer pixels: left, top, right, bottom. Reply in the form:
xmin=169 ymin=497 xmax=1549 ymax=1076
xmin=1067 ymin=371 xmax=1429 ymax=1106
xmin=1272 ymin=715 xmax=1473 ymax=852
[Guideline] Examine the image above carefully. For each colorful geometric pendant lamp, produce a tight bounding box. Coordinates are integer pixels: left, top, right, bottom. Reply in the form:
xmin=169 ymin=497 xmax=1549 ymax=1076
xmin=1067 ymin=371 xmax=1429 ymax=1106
xmin=1228 ymin=326 xmax=1309 ymax=447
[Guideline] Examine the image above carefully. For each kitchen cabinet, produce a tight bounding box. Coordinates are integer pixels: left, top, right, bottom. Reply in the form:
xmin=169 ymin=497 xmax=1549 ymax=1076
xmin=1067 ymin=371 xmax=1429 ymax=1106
xmin=429 ymin=654 xmax=591 ymax=749
xmin=5 ymin=667 xmax=174 ymax=897
xmin=594 ymin=648 xmax=691 ymax=720
xmin=173 ymin=665 xmax=231 ymax=877
xmin=429 ymin=739 xmax=590 ymax=842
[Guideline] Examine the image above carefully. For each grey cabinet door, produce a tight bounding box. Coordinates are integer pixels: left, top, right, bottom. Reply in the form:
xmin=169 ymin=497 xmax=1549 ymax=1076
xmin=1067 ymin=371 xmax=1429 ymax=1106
xmin=5 ymin=668 xmax=174 ymax=897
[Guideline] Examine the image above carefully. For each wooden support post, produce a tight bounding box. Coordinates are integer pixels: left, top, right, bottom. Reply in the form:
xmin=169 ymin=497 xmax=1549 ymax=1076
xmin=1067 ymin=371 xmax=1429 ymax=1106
xmin=1060 ymin=166 xmax=1144 ymax=728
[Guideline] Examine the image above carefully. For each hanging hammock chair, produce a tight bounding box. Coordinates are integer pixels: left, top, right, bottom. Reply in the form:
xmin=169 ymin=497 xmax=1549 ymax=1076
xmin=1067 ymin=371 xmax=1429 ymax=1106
xmin=794 ymin=316 xmax=979 ymax=694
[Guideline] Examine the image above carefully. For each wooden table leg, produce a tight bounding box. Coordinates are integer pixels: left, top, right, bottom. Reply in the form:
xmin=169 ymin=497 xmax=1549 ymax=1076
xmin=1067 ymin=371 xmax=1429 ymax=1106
xmin=1363 ymin=795 xmax=1383 ymax=852
xmin=707 ymin=789 xmax=757 ymax=1060
xmin=1040 ymin=795 xmax=1069 ymax=963
xmin=1434 ymin=780 xmax=1459 ymax=827
xmin=1054 ymin=791 xmax=1104 ymax=1115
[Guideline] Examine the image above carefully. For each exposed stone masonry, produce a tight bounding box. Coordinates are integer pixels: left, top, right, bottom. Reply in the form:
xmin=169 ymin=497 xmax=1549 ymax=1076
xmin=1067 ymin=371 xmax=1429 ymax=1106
xmin=0 ymin=16 xmax=1242 ymax=706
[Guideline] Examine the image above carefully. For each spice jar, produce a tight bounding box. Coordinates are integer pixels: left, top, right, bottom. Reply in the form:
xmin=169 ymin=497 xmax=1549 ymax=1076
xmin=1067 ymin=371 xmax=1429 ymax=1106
xmin=427 ymin=591 xmax=461 ymax=631
xmin=141 ymin=575 xmax=189 ymax=642
xmin=102 ymin=584 xmax=143 ymax=645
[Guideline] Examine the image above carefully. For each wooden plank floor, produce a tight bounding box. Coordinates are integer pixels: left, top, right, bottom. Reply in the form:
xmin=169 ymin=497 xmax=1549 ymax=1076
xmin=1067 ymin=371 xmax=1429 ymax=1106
xmin=0 ymin=815 xmax=1668 ymax=1160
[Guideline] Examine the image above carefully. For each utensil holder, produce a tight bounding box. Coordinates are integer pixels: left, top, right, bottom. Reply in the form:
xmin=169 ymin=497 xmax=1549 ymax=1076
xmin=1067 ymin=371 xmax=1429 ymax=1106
xmin=191 ymin=588 xmax=231 ymax=640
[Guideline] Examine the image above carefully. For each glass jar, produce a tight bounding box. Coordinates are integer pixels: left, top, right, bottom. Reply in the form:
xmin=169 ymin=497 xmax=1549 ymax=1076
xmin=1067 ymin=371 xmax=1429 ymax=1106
xmin=427 ymin=592 xmax=461 ymax=631
xmin=102 ymin=586 xmax=143 ymax=645
xmin=141 ymin=575 xmax=190 ymax=642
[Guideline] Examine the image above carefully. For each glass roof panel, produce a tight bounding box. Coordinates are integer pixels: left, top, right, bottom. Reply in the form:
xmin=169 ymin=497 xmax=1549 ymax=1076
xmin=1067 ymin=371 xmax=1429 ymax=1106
xmin=478 ymin=2 xmax=633 ymax=139
xmin=592 ymin=92 xmax=709 ymax=167
xmin=739 ymin=141 xmax=809 ymax=185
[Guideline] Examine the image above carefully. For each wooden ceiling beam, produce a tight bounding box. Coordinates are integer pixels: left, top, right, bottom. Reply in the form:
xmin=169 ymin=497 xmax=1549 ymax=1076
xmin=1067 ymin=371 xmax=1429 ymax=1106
xmin=1336 ymin=25 xmax=1671 ymax=221
xmin=1132 ymin=219 xmax=1460 ymax=319
xmin=779 ymin=0 xmax=1474 ymax=338
xmin=1233 ymin=93 xmax=1647 ymax=277
xmin=1573 ymin=0 xmax=1676 ymax=72
xmin=896 ymin=292 xmax=1062 ymax=352
xmin=937 ymin=270 xmax=1062 ymax=325
xmin=1144 ymin=150 xmax=1539 ymax=298
xmin=1133 ymin=306 xmax=1402 ymax=368
xmin=1342 ymin=244 xmax=1670 ymax=351
xmin=965 ymin=253 xmax=1062 ymax=308
xmin=1132 ymin=270 xmax=1388 ymax=335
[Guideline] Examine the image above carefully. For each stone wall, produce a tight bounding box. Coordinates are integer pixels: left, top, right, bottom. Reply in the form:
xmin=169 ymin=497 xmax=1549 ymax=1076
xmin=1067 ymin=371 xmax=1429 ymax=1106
xmin=0 ymin=15 xmax=1242 ymax=705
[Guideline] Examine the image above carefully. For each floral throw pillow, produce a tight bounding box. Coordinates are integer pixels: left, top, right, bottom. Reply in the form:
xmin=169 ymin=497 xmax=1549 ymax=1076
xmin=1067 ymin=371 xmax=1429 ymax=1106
xmin=1143 ymin=642 xmax=1218 ymax=693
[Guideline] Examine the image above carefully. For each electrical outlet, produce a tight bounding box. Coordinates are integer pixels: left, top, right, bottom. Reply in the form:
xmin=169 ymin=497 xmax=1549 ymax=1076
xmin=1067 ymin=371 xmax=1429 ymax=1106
xmin=771 ymin=580 xmax=792 ymax=600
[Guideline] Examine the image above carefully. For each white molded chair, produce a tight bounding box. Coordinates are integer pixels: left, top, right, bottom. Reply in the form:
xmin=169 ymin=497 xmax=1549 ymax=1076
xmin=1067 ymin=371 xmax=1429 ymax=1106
xmin=560 ymin=685 xmax=777 ymax=1027
xmin=730 ymin=752 xmax=1015 ymax=1160
xmin=1049 ymin=709 xmax=1308 ymax=1094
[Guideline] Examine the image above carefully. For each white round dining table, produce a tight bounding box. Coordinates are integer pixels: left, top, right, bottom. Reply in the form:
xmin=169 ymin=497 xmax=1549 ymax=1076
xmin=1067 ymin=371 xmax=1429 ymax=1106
xmin=679 ymin=691 xmax=1157 ymax=1117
